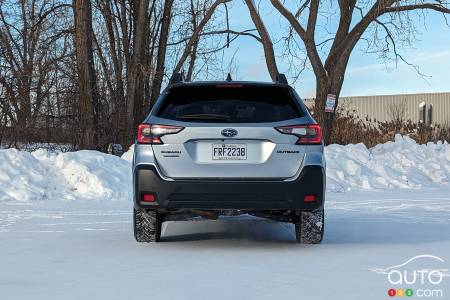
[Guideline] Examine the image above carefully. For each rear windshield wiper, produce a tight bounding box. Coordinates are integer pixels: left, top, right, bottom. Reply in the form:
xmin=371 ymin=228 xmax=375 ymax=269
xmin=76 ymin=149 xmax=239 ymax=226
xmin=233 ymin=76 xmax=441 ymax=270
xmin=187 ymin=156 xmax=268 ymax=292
xmin=176 ymin=114 xmax=231 ymax=122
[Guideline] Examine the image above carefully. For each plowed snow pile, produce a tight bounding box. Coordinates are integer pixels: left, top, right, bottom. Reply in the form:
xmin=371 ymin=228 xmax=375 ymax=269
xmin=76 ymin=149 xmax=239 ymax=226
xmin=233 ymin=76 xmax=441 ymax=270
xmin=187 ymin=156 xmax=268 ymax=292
xmin=0 ymin=135 xmax=449 ymax=202
xmin=0 ymin=149 xmax=132 ymax=202
xmin=326 ymin=135 xmax=450 ymax=192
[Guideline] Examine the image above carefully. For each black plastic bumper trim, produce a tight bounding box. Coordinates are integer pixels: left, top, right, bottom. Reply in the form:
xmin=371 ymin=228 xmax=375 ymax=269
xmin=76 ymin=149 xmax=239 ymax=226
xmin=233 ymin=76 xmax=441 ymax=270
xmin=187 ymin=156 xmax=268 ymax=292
xmin=133 ymin=165 xmax=325 ymax=211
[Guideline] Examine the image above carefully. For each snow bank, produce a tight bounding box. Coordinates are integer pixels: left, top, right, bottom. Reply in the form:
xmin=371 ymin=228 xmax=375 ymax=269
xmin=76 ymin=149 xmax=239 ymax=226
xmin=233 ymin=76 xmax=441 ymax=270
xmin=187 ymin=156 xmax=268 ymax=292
xmin=326 ymin=135 xmax=450 ymax=192
xmin=0 ymin=135 xmax=449 ymax=202
xmin=0 ymin=149 xmax=49 ymax=202
xmin=0 ymin=149 xmax=132 ymax=202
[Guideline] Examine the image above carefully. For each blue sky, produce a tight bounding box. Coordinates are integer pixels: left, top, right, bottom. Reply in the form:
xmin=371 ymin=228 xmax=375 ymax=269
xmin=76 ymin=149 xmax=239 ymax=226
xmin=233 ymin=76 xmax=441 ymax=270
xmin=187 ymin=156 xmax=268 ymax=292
xmin=221 ymin=1 xmax=450 ymax=98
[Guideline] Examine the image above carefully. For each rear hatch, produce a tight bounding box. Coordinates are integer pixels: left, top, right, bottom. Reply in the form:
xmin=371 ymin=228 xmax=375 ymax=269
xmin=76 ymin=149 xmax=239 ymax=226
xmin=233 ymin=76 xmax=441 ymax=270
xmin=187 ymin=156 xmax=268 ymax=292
xmin=146 ymin=83 xmax=310 ymax=179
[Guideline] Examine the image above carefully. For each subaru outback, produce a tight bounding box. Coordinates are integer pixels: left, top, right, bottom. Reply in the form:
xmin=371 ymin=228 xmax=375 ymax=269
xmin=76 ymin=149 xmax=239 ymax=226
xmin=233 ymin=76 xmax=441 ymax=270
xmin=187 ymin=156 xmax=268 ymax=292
xmin=132 ymin=74 xmax=325 ymax=243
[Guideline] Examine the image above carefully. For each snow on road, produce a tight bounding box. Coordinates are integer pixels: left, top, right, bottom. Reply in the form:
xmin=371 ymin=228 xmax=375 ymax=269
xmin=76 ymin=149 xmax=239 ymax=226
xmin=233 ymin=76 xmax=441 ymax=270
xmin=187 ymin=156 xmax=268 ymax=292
xmin=1 ymin=188 xmax=450 ymax=299
xmin=1 ymin=136 xmax=450 ymax=299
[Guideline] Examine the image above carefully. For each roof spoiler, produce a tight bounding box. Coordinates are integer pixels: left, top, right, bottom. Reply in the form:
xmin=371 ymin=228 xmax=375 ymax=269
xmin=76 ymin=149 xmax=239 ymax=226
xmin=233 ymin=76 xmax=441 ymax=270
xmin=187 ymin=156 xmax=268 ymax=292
xmin=169 ymin=72 xmax=185 ymax=85
xmin=275 ymin=73 xmax=288 ymax=85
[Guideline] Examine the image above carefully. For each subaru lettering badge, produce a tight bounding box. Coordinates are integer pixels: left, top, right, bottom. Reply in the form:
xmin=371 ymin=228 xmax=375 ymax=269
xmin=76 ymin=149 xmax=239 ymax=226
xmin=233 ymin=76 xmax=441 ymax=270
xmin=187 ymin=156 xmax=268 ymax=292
xmin=221 ymin=128 xmax=238 ymax=137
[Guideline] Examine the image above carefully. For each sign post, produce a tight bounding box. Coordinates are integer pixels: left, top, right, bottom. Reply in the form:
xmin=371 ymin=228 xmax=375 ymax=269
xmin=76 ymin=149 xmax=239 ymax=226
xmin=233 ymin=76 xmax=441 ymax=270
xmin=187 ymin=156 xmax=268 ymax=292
xmin=325 ymin=94 xmax=336 ymax=113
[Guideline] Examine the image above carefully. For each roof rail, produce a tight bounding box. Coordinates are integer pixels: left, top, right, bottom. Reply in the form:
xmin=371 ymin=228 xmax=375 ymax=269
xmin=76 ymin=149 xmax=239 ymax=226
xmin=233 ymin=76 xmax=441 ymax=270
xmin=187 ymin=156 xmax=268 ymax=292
xmin=170 ymin=72 xmax=185 ymax=85
xmin=275 ymin=73 xmax=288 ymax=85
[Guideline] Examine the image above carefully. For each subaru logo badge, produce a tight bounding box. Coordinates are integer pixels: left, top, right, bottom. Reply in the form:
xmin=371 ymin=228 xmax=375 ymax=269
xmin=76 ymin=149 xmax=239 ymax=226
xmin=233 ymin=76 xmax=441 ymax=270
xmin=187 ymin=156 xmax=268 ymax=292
xmin=221 ymin=128 xmax=238 ymax=137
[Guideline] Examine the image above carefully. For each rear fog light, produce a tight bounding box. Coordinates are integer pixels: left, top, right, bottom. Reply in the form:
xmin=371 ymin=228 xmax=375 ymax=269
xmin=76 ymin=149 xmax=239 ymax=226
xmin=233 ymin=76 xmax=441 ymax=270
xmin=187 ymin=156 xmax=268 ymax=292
xmin=304 ymin=195 xmax=317 ymax=202
xmin=142 ymin=194 xmax=156 ymax=202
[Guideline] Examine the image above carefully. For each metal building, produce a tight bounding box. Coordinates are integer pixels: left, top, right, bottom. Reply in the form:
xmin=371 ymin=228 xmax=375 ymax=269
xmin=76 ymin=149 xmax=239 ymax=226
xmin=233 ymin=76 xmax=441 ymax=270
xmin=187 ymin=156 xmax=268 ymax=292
xmin=304 ymin=92 xmax=450 ymax=125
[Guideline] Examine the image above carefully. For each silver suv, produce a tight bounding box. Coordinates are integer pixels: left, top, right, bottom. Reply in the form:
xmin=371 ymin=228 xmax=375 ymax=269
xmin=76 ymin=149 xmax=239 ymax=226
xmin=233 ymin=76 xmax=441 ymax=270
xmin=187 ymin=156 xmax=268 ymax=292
xmin=132 ymin=74 xmax=325 ymax=243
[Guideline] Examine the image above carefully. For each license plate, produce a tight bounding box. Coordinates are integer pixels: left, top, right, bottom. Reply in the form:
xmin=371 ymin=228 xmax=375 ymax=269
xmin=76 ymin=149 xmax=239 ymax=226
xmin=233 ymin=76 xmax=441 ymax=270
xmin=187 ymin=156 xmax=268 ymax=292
xmin=212 ymin=144 xmax=247 ymax=160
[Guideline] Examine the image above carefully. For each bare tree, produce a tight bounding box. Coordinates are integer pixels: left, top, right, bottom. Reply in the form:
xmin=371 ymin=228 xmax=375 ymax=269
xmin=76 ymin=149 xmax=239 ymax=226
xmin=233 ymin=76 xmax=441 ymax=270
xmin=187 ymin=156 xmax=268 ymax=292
xmin=0 ymin=0 xmax=72 ymax=145
xmin=173 ymin=0 xmax=231 ymax=74
xmin=387 ymin=98 xmax=407 ymax=123
xmin=250 ymin=0 xmax=450 ymax=143
xmin=93 ymin=0 xmax=133 ymax=146
xmin=0 ymin=0 xmax=258 ymax=149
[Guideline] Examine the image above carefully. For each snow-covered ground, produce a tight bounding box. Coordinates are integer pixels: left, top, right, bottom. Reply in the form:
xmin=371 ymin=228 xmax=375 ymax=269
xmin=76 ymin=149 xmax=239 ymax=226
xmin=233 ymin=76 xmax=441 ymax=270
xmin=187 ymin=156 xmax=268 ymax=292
xmin=1 ymin=136 xmax=450 ymax=299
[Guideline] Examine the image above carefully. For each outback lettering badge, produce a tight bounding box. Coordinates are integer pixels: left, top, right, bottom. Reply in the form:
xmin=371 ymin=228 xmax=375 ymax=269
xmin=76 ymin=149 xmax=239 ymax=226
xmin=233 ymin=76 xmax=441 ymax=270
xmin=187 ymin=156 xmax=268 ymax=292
xmin=277 ymin=150 xmax=300 ymax=154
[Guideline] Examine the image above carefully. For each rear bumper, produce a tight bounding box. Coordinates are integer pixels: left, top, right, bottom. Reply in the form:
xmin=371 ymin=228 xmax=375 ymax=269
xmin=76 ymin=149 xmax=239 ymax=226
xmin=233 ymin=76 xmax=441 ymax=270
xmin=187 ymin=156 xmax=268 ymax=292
xmin=133 ymin=165 xmax=325 ymax=211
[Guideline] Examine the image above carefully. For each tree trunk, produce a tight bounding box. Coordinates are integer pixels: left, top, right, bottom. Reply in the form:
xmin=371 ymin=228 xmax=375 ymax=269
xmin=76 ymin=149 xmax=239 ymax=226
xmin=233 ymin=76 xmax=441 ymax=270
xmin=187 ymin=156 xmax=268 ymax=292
xmin=149 ymin=0 xmax=173 ymax=108
xmin=106 ymin=0 xmax=128 ymax=145
xmin=186 ymin=38 xmax=198 ymax=81
xmin=186 ymin=0 xmax=198 ymax=82
xmin=126 ymin=0 xmax=150 ymax=144
xmin=314 ymin=72 xmax=345 ymax=145
xmin=73 ymin=0 xmax=100 ymax=149
xmin=17 ymin=61 xmax=34 ymax=129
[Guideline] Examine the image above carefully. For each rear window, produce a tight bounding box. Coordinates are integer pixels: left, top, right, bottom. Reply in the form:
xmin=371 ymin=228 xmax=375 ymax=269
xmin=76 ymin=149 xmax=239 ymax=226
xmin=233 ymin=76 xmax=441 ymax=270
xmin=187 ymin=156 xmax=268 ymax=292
xmin=157 ymin=85 xmax=303 ymax=123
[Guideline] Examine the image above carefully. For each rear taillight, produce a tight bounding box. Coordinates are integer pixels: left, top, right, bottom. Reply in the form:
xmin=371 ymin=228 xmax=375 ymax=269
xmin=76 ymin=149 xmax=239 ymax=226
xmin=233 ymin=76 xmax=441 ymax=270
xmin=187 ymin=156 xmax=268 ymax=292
xmin=275 ymin=124 xmax=322 ymax=145
xmin=137 ymin=124 xmax=184 ymax=144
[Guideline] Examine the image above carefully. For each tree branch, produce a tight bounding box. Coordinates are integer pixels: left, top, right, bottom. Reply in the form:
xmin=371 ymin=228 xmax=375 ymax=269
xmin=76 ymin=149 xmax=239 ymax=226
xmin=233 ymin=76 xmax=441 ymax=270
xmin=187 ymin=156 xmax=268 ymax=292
xmin=244 ymin=0 xmax=279 ymax=80
xmin=385 ymin=3 xmax=450 ymax=14
xmin=270 ymin=0 xmax=326 ymax=80
xmin=166 ymin=29 xmax=261 ymax=47
xmin=173 ymin=0 xmax=231 ymax=74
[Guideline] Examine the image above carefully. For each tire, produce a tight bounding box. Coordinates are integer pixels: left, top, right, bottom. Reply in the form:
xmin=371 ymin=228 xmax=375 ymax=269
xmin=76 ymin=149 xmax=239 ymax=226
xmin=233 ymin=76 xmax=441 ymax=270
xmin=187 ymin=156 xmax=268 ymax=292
xmin=295 ymin=208 xmax=324 ymax=244
xmin=133 ymin=208 xmax=163 ymax=242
